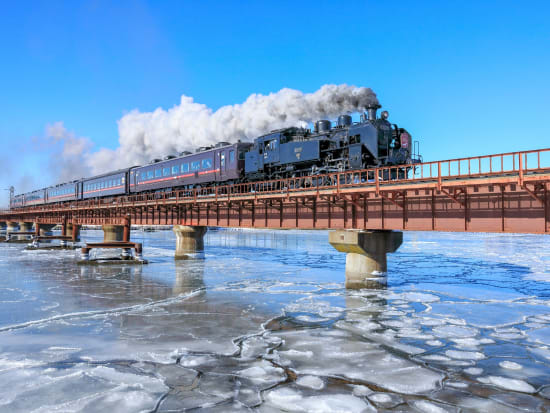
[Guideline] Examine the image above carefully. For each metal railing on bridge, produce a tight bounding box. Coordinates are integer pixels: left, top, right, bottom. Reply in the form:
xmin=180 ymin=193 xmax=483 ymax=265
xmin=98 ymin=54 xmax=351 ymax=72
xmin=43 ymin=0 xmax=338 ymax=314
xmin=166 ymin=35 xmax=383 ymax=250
xmin=5 ymin=148 xmax=550 ymax=213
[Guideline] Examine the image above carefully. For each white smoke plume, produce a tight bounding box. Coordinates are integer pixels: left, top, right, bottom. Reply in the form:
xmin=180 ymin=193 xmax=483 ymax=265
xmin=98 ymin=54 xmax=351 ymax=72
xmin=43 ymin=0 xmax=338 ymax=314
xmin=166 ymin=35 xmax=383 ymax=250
xmin=87 ymin=84 xmax=379 ymax=174
xmin=45 ymin=122 xmax=93 ymax=181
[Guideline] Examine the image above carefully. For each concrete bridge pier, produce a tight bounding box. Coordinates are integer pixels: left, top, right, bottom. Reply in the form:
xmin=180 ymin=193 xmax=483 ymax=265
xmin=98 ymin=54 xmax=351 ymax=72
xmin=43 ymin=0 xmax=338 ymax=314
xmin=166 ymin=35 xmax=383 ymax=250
xmin=17 ymin=222 xmax=34 ymax=240
xmin=173 ymin=225 xmax=207 ymax=259
xmin=329 ymin=230 xmax=403 ymax=289
xmin=5 ymin=222 xmax=18 ymax=237
xmin=102 ymin=225 xmax=124 ymax=242
xmin=101 ymin=216 xmax=133 ymax=259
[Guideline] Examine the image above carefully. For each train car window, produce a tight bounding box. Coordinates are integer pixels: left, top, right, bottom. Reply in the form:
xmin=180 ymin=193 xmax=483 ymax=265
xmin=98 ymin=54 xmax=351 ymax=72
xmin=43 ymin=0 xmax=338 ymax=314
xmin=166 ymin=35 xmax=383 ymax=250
xmin=155 ymin=169 xmax=161 ymax=178
xmin=202 ymin=158 xmax=212 ymax=169
xmin=239 ymin=151 xmax=245 ymax=160
xmin=191 ymin=161 xmax=201 ymax=171
xmin=118 ymin=178 xmax=122 ymax=186
xmin=172 ymin=165 xmax=178 ymax=175
xmin=141 ymin=172 xmax=146 ymax=181
xmin=181 ymin=163 xmax=189 ymax=173
xmin=163 ymin=167 xmax=170 ymax=176
xmin=229 ymin=151 xmax=235 ymax=163
xmin=221 ymin=153 xmax=225 ymax=168
xmin=147 ymin=170 xmax=153 ymax=179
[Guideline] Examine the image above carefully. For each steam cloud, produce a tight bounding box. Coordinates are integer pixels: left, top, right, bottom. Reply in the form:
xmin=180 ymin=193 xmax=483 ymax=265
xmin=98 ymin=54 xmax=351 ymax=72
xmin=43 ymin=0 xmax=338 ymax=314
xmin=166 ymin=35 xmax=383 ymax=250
xmin=47 ymin=84 xmax=379 ymax=182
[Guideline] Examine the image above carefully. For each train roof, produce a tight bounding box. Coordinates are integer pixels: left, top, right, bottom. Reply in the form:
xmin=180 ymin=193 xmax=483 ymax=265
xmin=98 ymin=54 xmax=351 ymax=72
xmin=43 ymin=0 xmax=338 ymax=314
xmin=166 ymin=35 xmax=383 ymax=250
xmin=82 ymin=167 xmax=137 ymax=181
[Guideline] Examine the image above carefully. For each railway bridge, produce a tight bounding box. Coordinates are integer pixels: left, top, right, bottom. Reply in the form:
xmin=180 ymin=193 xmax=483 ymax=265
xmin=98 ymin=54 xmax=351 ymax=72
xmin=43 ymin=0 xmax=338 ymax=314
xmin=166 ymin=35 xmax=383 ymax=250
xmin=1 ymin=148 xmax=549 ymax=288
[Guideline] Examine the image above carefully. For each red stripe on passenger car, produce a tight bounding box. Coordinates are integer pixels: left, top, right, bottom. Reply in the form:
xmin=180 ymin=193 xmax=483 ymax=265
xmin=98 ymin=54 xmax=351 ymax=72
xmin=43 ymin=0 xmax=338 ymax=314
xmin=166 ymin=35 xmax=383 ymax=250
xmin=135 ymin=169 xmax=219 ymax=185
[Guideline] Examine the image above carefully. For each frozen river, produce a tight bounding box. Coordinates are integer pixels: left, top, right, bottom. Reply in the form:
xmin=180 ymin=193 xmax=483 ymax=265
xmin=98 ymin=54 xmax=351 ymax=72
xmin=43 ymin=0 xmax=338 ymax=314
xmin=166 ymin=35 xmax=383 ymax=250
xmin=1 ymin=229 xmax=550 ymax=412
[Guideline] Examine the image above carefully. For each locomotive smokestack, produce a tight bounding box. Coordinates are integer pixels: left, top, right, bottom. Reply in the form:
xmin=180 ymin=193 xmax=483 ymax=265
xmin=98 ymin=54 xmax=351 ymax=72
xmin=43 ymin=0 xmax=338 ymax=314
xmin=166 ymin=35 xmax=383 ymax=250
xmin=366 ymin=104 xmax=381 ymax=121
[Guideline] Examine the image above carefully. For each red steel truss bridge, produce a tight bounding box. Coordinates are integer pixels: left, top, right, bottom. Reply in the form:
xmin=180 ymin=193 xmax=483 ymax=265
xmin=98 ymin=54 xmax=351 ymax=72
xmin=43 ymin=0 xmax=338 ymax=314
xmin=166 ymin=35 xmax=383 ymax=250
xmin=2 ymin=148 xmax=550 ymax=235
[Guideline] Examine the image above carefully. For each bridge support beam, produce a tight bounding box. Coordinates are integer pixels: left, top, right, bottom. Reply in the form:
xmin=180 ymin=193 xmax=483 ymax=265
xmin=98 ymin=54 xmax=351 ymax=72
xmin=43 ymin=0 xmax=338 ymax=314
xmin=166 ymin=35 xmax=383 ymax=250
xmin=60 ymin=223 xmax=80 ymax=246
xmin=69 ymin=224 xmax=81 ymax=242
xmin=173 ymin=225 xmax=207 ymax=259
xmin=329 ymin=230 xmax=403 ymax=289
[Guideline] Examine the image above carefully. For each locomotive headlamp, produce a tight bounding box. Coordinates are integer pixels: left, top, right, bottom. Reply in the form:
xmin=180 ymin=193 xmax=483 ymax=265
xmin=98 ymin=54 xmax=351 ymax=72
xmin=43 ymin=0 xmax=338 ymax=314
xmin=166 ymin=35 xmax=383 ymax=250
xmin=381 ymin=110 xmax=389 ymax=120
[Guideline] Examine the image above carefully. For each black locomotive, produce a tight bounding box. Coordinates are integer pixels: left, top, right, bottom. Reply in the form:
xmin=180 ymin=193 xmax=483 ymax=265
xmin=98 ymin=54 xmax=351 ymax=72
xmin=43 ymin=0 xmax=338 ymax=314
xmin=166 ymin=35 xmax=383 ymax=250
xmin=246 ymin=104 xmax=416 ymax=180
xmin=10 ymin=105 xmax=420 ymax=209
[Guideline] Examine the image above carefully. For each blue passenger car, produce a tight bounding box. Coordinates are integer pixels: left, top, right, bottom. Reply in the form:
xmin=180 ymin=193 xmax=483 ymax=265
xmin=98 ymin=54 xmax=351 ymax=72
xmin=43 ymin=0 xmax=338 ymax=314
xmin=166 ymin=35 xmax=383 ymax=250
xmin=23 ymin=189 xmax=46 ymax=206
xmin=81 ymin=169 xmax=131 ymax=200
xmin=10 ymin=194 xmax=24 ymax=209
xmin=45 ymin=181 xmax=80 ymax=204
xmin=129 ymin=142 xmax=251 ymax=193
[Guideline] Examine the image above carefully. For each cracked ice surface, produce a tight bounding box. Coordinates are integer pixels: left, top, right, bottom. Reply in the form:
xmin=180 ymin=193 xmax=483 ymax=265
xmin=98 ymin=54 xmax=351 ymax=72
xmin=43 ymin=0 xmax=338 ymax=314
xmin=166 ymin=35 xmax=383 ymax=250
xmin=0 ymin=229 xmax=550 ymax=411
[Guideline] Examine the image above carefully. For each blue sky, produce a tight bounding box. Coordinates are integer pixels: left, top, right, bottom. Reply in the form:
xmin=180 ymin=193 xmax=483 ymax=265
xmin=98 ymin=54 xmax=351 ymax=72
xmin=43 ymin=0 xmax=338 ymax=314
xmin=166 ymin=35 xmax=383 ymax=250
xmin=1 ymin=0 xmax=549 ymax=205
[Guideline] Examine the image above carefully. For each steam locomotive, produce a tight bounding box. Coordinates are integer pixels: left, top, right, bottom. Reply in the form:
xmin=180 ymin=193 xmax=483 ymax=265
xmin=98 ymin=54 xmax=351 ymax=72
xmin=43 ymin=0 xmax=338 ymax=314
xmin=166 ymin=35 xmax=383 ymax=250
xmin=10 ymin=104 xmax=420 ymax=209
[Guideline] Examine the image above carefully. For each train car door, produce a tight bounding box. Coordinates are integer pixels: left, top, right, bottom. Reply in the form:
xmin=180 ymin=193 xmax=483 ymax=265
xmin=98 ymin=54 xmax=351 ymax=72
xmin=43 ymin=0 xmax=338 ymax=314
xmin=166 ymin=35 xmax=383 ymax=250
xmin=218 ymin=149 xmax=228 ymax=181
xmin=129 ymin=170 xmax=136 ymax=193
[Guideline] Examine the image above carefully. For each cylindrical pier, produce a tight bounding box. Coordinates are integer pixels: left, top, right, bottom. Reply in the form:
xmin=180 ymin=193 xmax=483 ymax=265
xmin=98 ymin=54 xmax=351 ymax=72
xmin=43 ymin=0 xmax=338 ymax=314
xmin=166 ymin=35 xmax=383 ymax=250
xmin=329 ymin=230 xmax=403 ymax=289
xmin=6 ymin=222 xmax=18 ymax=236
xmin=102 ymin=225 xmax=124 ymax=242
xmin=173 ymin=225 xmax=207 ymax=259
xmin=17 ymin=222 xmax=34 ymax=240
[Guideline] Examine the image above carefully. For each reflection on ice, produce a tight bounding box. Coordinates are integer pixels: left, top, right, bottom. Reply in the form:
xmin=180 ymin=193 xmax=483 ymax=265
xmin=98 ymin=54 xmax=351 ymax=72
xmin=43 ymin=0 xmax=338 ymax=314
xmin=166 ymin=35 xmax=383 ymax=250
xmin=0 ymin=229 xmax=550 ymax=411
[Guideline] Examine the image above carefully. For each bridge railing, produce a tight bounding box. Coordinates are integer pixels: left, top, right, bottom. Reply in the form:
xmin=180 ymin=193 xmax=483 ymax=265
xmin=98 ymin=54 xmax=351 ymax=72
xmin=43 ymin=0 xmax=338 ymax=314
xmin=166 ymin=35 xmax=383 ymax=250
xmin=4 ymin=148 xmax=550 ymax=213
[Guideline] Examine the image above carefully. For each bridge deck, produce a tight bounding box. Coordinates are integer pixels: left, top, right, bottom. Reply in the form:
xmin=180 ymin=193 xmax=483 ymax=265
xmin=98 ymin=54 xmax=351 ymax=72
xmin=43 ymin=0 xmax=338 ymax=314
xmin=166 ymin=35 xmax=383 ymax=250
xmin=2 ymin=148 xmax=550 ymax=234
